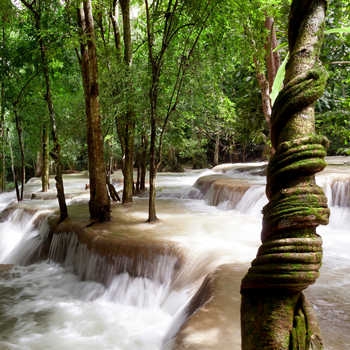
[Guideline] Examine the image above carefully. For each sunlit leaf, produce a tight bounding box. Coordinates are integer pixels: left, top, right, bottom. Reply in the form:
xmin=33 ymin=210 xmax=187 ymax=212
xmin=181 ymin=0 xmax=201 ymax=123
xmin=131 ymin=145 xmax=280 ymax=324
xmin=270 ymin=52 xmax=289 ymax=106
xmin=325 ymin=27 xmax=350 ymax=34
xmin=273 ymin=42 xmax=288 ymax=52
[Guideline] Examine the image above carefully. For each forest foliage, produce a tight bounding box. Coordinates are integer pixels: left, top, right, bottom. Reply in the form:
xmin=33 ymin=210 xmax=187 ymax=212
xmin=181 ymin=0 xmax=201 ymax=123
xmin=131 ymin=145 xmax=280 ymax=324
xmin=0 ymin=0 xmax=348 ymax=192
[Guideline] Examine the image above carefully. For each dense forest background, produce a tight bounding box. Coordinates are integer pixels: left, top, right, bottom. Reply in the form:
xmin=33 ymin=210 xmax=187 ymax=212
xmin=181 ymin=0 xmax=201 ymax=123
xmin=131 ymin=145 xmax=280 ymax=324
xmin=0 ymin=0 xmax=349 ymax=191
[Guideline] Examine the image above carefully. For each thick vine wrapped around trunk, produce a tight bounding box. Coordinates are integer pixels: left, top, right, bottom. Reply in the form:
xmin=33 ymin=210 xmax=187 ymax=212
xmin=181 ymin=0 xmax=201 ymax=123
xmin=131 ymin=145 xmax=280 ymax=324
xmin=240 ymin=1 xmax=330 ymax=349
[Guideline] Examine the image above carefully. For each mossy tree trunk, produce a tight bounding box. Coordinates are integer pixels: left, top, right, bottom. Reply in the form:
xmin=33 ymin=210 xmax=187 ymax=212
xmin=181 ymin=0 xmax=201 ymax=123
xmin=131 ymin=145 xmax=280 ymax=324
xmin=241 ymin=1 xmax=330 ymax=349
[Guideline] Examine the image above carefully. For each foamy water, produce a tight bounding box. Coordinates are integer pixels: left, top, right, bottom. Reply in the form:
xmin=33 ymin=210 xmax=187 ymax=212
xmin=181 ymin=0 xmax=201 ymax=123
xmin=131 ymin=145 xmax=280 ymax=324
xmin=0 ymin=159 xmax=349 ymax=349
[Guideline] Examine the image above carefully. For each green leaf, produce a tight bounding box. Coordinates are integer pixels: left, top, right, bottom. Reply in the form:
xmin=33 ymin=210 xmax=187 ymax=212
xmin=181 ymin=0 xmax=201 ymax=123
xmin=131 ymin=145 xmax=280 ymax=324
xmin=325 ymin=27 xmax=350 ymax=34
xmin=273 ymin=42 xmax=288 ymax=52
xmin=270 ymin=52 xmax=289 ymax=107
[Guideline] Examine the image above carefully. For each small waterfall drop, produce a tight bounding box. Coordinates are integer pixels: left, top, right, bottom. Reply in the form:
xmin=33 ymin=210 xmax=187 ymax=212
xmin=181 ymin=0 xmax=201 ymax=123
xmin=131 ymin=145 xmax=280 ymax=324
xmin=0 ymin=161 xmax=349 ymax=350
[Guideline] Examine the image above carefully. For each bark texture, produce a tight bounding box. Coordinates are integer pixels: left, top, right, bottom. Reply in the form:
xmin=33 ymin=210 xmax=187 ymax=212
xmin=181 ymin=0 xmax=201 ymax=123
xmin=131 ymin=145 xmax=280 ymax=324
xmin=241 ymin=1 xmax=329 ymax=349
xmin=13 ymin=107 xmax=24 ymax=201
xmin=78 ymin=1 xmax=111 ymax=222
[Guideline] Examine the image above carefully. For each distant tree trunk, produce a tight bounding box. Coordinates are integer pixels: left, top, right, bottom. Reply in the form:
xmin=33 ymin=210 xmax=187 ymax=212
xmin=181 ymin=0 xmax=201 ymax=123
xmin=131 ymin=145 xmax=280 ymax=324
xmin=148 ymin=122 xmax=158 ymax=222
xmin=134 ymin=151 xmax=140 ymax=193
xmin=8 ymin=132 xmax=19 ymax=201
xmin=140 ymin=133 xmax=148 ymax=191
xmin=254 ymin=16 xmax=280 ymax=154
xmin=241 ymin=1 xmax=330 ymax=349
xmin=13 ymin=108 xmax=24 ymax=201
xmin=213 ymin=132 xmax=220 ymax=166
xmin=35 ymin=151 xmax=41 ymax=177
xmin=254 ymin=57 xmax=272 ymax=132
xmin=242 ymin=144 xmax=246 ymax=163
xmin=229 ymin=136 xmax=239 ymax=163
xmin=77 ymin=1 xmax=111 ymax=221
xmin=42 ymin=125 xmax=49 ymax=192
xmin=264 ymin=17 xmax=280 ymax=94
xmin=109 ymin=0 xmax=122 ymax=57
xmin=20 ymin=0 xmax=68 ymax=222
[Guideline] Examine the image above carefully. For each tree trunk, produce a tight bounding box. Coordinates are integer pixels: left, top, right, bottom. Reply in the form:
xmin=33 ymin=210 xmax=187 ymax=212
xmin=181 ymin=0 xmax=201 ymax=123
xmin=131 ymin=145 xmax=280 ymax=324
xmin=13 ymin=108 xmax=24 ymax=200
xmin=42 ymin=125 xmax=49 ymax=192
xmin=109 ymin=0 xmax=122 ymax=57
xmin=8 ymin=132 xmax=19 ymax=202
xmin=77 ymin=1 xmax=111 ymax=221
xmin=35 ymin=151 xmax=41 ymax=177
xmin=140 ymin=133 xmax=148 ymax=191
xmin=241 ymin=1 xmax=330 ymax=349
xmin=254 ymin=57 xmax=272 ymax=132
xmin=229 ymin=135 xmax=238 ymax=163
xmin=20 ymin=0 xmax=68 ymax=222
xmin=119 ymin=0 xmax=135 ymax=204
xmin=254 ymin=16 xmax=280 ymax=151
xmin=147 ymin=94 xmax=158 ymax=222
xmin=213 ymin=132 xmax=220 ymax=166
xmin=134 ymin=151 xmax=140 ymax=193
xmin=264 ymin=17 xmax=280 ymax=94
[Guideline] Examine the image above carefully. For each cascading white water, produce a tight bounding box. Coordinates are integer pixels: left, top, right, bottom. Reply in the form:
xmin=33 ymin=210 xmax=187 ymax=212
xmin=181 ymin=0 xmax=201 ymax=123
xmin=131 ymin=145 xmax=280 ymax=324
xmin=0 ymin=160 xmax=349 ymax=349
xmin=0 ymin=262 xmax=176 ymax=350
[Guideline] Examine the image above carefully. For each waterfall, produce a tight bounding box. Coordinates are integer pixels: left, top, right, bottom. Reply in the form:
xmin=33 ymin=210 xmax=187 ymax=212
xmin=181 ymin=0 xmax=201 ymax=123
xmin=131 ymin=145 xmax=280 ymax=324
xmin=0 ymin=162 xmax=349 ymax=350
xmin=0 ymin=208 xmax=52 ymax=265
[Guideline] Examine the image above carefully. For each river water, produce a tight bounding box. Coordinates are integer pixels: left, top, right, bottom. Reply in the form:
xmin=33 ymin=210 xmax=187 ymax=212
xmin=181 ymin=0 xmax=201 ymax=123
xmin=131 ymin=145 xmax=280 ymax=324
xmin=0 ymin=158 xmax=349 ymax=349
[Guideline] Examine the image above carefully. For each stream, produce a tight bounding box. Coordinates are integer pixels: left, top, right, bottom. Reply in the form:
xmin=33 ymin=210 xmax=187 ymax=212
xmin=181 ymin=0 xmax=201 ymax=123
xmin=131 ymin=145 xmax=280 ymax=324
xmin=0 ymin=158 xmax=349 ymax=349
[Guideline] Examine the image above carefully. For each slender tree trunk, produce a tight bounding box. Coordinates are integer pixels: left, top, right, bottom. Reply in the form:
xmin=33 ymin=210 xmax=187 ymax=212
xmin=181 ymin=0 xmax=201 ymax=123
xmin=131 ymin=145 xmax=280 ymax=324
xmin=241 ymin=1 xmax=330 ymax=349
xmin=140 ymin=133 xmax=148 ymax=191
xmin=135 ymin=151 xmax=140 ymax=193
xmin=8 ymin=132 xmax=19 ymax=201
xmin=264 ymin=17 xmax=280 ymax=94
xmin=35 ymin=151 xmax=41 ymax=177
xmin=254 ymin=17 xmax=280 ymax=154
xmin=254 ymin=57 xmax=272 ymax=131
xmin=109 ymin=0 xmax=122 ymax=57
xmin=42 ymin=125 xmax=49 ymax=192
xmin=13 ymin=108 xmax=24 ymax=200
xmin=77 ymin=6 xmax=96 ymax=210
xmin=147 ymin=88 xmax=158 ymax=222
xmin=213 ymin=132 xmax=220 ymax=166
xmin=108 ymin=142 xmax=113 ymax=181
xmin=230 ymin=136 xmax=238 ymax=163
xmin=119 ymin=0 xmax=135 ymax=204
xmin=20 ymin=0 xmax=68 ymax=222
